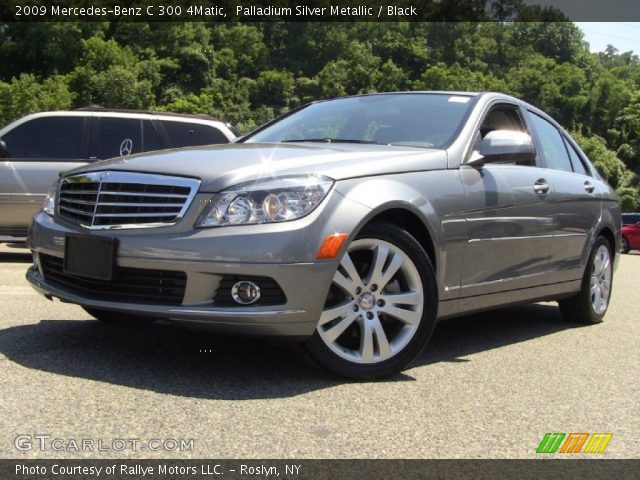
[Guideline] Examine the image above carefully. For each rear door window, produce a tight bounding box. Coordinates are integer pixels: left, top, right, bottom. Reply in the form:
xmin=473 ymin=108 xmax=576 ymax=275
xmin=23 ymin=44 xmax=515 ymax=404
xmin=1 ymin=116 xmax=87 ymax=159
xmin=160 ymin=121 xmax=227 ymax=148
xmin=98 ymin=118 xmax=142 ymax=159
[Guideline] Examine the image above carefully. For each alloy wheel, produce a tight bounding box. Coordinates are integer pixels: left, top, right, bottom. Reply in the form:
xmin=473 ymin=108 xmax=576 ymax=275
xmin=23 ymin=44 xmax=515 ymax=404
xmin=317 ymin=238 xmax=424 ymax=364
xmin=590 ymin=244 xmax=612 ymax=315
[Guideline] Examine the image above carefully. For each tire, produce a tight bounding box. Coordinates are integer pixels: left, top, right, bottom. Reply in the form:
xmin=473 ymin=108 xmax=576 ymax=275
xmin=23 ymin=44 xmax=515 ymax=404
xmin=621 ymin=236 xmax=630 ymax=254
xmin=558 ymin=236 xmax=613 ymax=324
xmin=83 ymin=307 xmax=157 ymax=326
xmin=305 ymin=222 xmax=438 ymax=379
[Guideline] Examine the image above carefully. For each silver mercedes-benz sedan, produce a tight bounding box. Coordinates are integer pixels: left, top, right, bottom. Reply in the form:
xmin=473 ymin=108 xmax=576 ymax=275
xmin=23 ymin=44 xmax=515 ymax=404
xmin=26 ymin=92 xmax=621 ymax=378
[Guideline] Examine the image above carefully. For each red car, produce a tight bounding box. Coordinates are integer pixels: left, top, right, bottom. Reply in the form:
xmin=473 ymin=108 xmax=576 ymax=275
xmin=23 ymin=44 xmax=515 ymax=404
xmin=622 ymin=221 xmax=640 ymax=253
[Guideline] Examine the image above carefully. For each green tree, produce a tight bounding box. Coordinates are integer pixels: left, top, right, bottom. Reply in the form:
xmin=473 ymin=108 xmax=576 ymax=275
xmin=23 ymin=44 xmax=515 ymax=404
xmin=0 ymin=74 xmax=74 ymax=126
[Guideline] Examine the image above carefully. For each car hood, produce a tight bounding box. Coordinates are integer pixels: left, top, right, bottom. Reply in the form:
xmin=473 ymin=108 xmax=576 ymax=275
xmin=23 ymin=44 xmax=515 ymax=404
xmin=67 ymin=142 xmax=448 ymax=192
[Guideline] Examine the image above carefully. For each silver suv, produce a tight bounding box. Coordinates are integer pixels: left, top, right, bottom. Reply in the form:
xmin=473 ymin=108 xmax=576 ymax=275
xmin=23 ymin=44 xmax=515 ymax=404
xmin=0 ymin=109 xmax=237 ymax=242
xmin=26 ymin=92 xmax=621 ymax=378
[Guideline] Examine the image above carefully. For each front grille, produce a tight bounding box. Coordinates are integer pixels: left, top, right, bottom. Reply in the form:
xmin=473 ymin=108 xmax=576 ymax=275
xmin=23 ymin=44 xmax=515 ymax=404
xmin=40 ymin=254 xmax=186 ymax=305
xmin=57 ymin=171 xmax=200 ymax=229
xmin=214 ymin=275 xmax=287 ymax=306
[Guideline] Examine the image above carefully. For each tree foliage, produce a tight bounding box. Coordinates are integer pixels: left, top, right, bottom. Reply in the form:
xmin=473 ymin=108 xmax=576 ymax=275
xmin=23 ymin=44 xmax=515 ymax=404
xmin=0 ymin=19 xmax=638 ymax=208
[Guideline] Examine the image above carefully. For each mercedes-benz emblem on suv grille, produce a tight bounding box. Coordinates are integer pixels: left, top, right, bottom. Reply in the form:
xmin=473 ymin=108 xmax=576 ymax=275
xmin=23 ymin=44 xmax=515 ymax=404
xmin=119 ymin=138 xmax=133 ymax=159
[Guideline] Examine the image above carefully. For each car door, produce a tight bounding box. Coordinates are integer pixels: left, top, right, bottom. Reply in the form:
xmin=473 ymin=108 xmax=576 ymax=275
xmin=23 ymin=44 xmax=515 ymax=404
xmin=459 ymin=103 xmax=555 ymax=297
xmin=0 ymin=115 xmax=90 ymax=234
xmin=526 ymin=112 xmax=601 ymax=276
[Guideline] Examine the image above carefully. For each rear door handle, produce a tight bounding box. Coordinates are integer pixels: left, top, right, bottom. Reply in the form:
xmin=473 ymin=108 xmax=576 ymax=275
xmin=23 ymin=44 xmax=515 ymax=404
xmin=584 ymin=181 xmax=595 ymax=193
xmin=534 ymin=179 xmax=550 ymax=195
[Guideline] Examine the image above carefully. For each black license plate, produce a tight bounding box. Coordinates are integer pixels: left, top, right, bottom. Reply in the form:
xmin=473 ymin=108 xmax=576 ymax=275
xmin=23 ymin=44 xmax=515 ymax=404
xmin=64 ymin=236 xmax=117 ymax=281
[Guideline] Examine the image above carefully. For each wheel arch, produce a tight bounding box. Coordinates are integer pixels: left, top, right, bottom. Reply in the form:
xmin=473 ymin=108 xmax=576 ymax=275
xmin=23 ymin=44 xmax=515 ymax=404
xmin=352 ymin=204 xmax=438 ymax=273
xmin=597 ymin=226 xmax=616 ymax=253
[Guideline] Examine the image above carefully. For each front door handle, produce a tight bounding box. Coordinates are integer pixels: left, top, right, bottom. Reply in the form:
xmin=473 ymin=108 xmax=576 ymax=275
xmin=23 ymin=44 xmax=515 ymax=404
xmin=584 ymin=181 xmax=595 ymax=193
xmin=534 ymin=179 xmax=550 ymax=195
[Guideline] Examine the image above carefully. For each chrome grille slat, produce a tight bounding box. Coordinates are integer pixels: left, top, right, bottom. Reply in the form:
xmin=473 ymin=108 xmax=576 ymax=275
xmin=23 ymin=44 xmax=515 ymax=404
xmin=93 ymin=212 xmax=179 ymax=218
xmin=97 ymin=202 xmax=185 ymax=208
xmin=57 ymin=171 xmax=200 ymax=230
xmin=100 ymin=191 xmax=189 ymax=198
xmin=58 ymin=190 xmax=100 ymax=195
xmin=59 ymin=198 xmax=97 ymax=206
xmin=59 ymin=206 xmax=94 ymax=217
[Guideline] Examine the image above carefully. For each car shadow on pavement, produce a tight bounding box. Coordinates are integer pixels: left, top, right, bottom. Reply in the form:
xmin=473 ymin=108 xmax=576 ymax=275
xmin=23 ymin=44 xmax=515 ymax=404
xmin=417 ymin=303 xmax=580 ymax=367
xmin=0 ymin=251 xmax=32 ymax=263
xmin=0 ymin=303 xmax=585 ymax=399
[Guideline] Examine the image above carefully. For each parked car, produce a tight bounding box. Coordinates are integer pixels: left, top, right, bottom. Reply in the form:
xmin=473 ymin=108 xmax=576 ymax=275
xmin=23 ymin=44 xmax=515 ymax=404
xmin=0 ymin=109 xmax=238 ymax=242
xmin=26 ymin=92 xmax=621 ymax=379
xmin=621 ymin=221 xmax=640 ymax=253
xmin=622 ymin=212 xmax=640 ymax=226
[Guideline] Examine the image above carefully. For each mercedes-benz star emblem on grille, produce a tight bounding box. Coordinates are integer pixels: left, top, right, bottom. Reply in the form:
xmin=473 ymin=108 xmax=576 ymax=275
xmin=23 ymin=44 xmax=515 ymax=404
xmin=119 ymin=138 xmax=133 ymax=159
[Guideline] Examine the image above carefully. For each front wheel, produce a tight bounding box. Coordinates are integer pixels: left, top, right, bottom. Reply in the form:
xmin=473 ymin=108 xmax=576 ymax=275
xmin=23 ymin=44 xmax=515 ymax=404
xmin=83 ymin=307 xmax=157 ymax=326
xmin=558 ymin=236 xmax=613 ymax=324
xmin=305 ymin=223 xmax=438 ymax=379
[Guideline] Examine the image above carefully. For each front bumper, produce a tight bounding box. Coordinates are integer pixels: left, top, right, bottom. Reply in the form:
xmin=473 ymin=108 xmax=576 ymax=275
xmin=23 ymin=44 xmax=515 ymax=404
xmin=27 ymin=266 xmax=329 ymax=336
xmin=25 ymin=209 xmax=352 ymax=337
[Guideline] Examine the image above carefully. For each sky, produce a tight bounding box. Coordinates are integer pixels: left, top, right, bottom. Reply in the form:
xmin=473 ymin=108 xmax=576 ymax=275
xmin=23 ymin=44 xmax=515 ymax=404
xmin=574 ymin=23 xmax=640 ymax=54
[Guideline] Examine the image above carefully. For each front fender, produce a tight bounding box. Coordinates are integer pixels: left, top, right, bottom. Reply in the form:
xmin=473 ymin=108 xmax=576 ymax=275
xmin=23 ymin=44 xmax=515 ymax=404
xmin=334 ymin=170 xmax=466 ymax=297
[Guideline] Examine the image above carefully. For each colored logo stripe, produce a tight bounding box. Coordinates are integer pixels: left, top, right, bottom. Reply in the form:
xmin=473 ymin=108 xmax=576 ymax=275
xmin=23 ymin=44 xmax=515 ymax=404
xmin=560 ymin=433 xmax=589 ymax=453
xmin=537 ymin=433 xmax=613 ymax=454
xmin=537 ymin=433 xmax=565 ymax=453
xmin=584 ymin=433 xmax=613 ymax=453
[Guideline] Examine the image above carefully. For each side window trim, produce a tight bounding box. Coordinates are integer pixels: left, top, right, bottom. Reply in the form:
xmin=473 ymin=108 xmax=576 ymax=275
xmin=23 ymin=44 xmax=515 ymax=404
xmin=562 ymin=134 xmax=593 ymax=177
xmin=88 ymin=115 xmax=99 ymax=160
xmin=153 ymin=119 xmax=172 ymax=148
xmin=515 ymin=104 xmax=540 ymax=168
xmin=561 ymin=136 xmax=576 ymax=173
xmin=149 ymin=119 xmax=168 ymax=149
xmin=524 ymin=109 xmax=549 ymax=169
xmin=78 ymin=116 xmax=91 ymax=160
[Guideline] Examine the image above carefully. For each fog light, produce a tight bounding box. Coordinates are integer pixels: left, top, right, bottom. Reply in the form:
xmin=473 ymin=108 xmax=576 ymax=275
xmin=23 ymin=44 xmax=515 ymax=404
xmin=231 ymin=281 xmax=261 ymax=305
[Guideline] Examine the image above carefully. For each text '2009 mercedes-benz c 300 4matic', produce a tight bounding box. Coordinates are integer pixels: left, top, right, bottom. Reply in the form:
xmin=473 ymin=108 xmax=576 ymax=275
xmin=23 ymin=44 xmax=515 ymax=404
xmin=26 ymin=92 xmax=621 ymax=378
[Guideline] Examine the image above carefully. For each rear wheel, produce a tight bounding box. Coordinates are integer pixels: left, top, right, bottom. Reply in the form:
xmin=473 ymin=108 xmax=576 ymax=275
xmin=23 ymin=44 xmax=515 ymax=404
xmin=558 ymin=236 xmax=613 ymax=324
xmin=83 ymin=307 xmax=157 ymax=326
xmin=621 ymin=236 xmax=630 ymax=254
xmin=305 ymin=223 xmax=438 ymax=379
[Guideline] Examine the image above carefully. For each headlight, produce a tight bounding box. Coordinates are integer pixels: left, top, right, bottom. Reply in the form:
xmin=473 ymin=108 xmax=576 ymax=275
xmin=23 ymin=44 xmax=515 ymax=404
xmin=43 ymin=182 xmax=58 ymax=216
xmin=196 ymin=176 xmax=334 ymax=227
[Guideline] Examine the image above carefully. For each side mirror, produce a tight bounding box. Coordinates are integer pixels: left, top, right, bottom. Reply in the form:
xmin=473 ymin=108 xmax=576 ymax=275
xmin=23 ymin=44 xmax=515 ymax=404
xmin=468 ymin=130 xmax=535 ymax=166
xmin=0 ymin=139 xmax=8 ymax=158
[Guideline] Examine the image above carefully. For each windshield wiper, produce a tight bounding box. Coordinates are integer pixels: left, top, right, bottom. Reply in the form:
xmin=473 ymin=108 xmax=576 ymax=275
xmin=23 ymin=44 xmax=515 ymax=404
xmin=282 ymin=138 xmax=385 ymax=145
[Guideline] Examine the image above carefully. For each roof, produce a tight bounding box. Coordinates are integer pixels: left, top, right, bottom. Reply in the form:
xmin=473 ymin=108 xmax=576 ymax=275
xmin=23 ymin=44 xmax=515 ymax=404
xmin=74 ymin=107 xmax=224 ymax=123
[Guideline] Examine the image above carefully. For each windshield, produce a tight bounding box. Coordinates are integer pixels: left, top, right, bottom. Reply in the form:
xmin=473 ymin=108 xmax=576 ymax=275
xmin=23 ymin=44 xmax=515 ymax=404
xmin=245 ymin=93 xmax=475 ymax=149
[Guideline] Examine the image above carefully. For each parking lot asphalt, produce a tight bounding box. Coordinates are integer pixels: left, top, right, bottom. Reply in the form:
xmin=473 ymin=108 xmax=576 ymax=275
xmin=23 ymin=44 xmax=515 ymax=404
xmin=0 ymin=243 xmax=638 ymax=459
